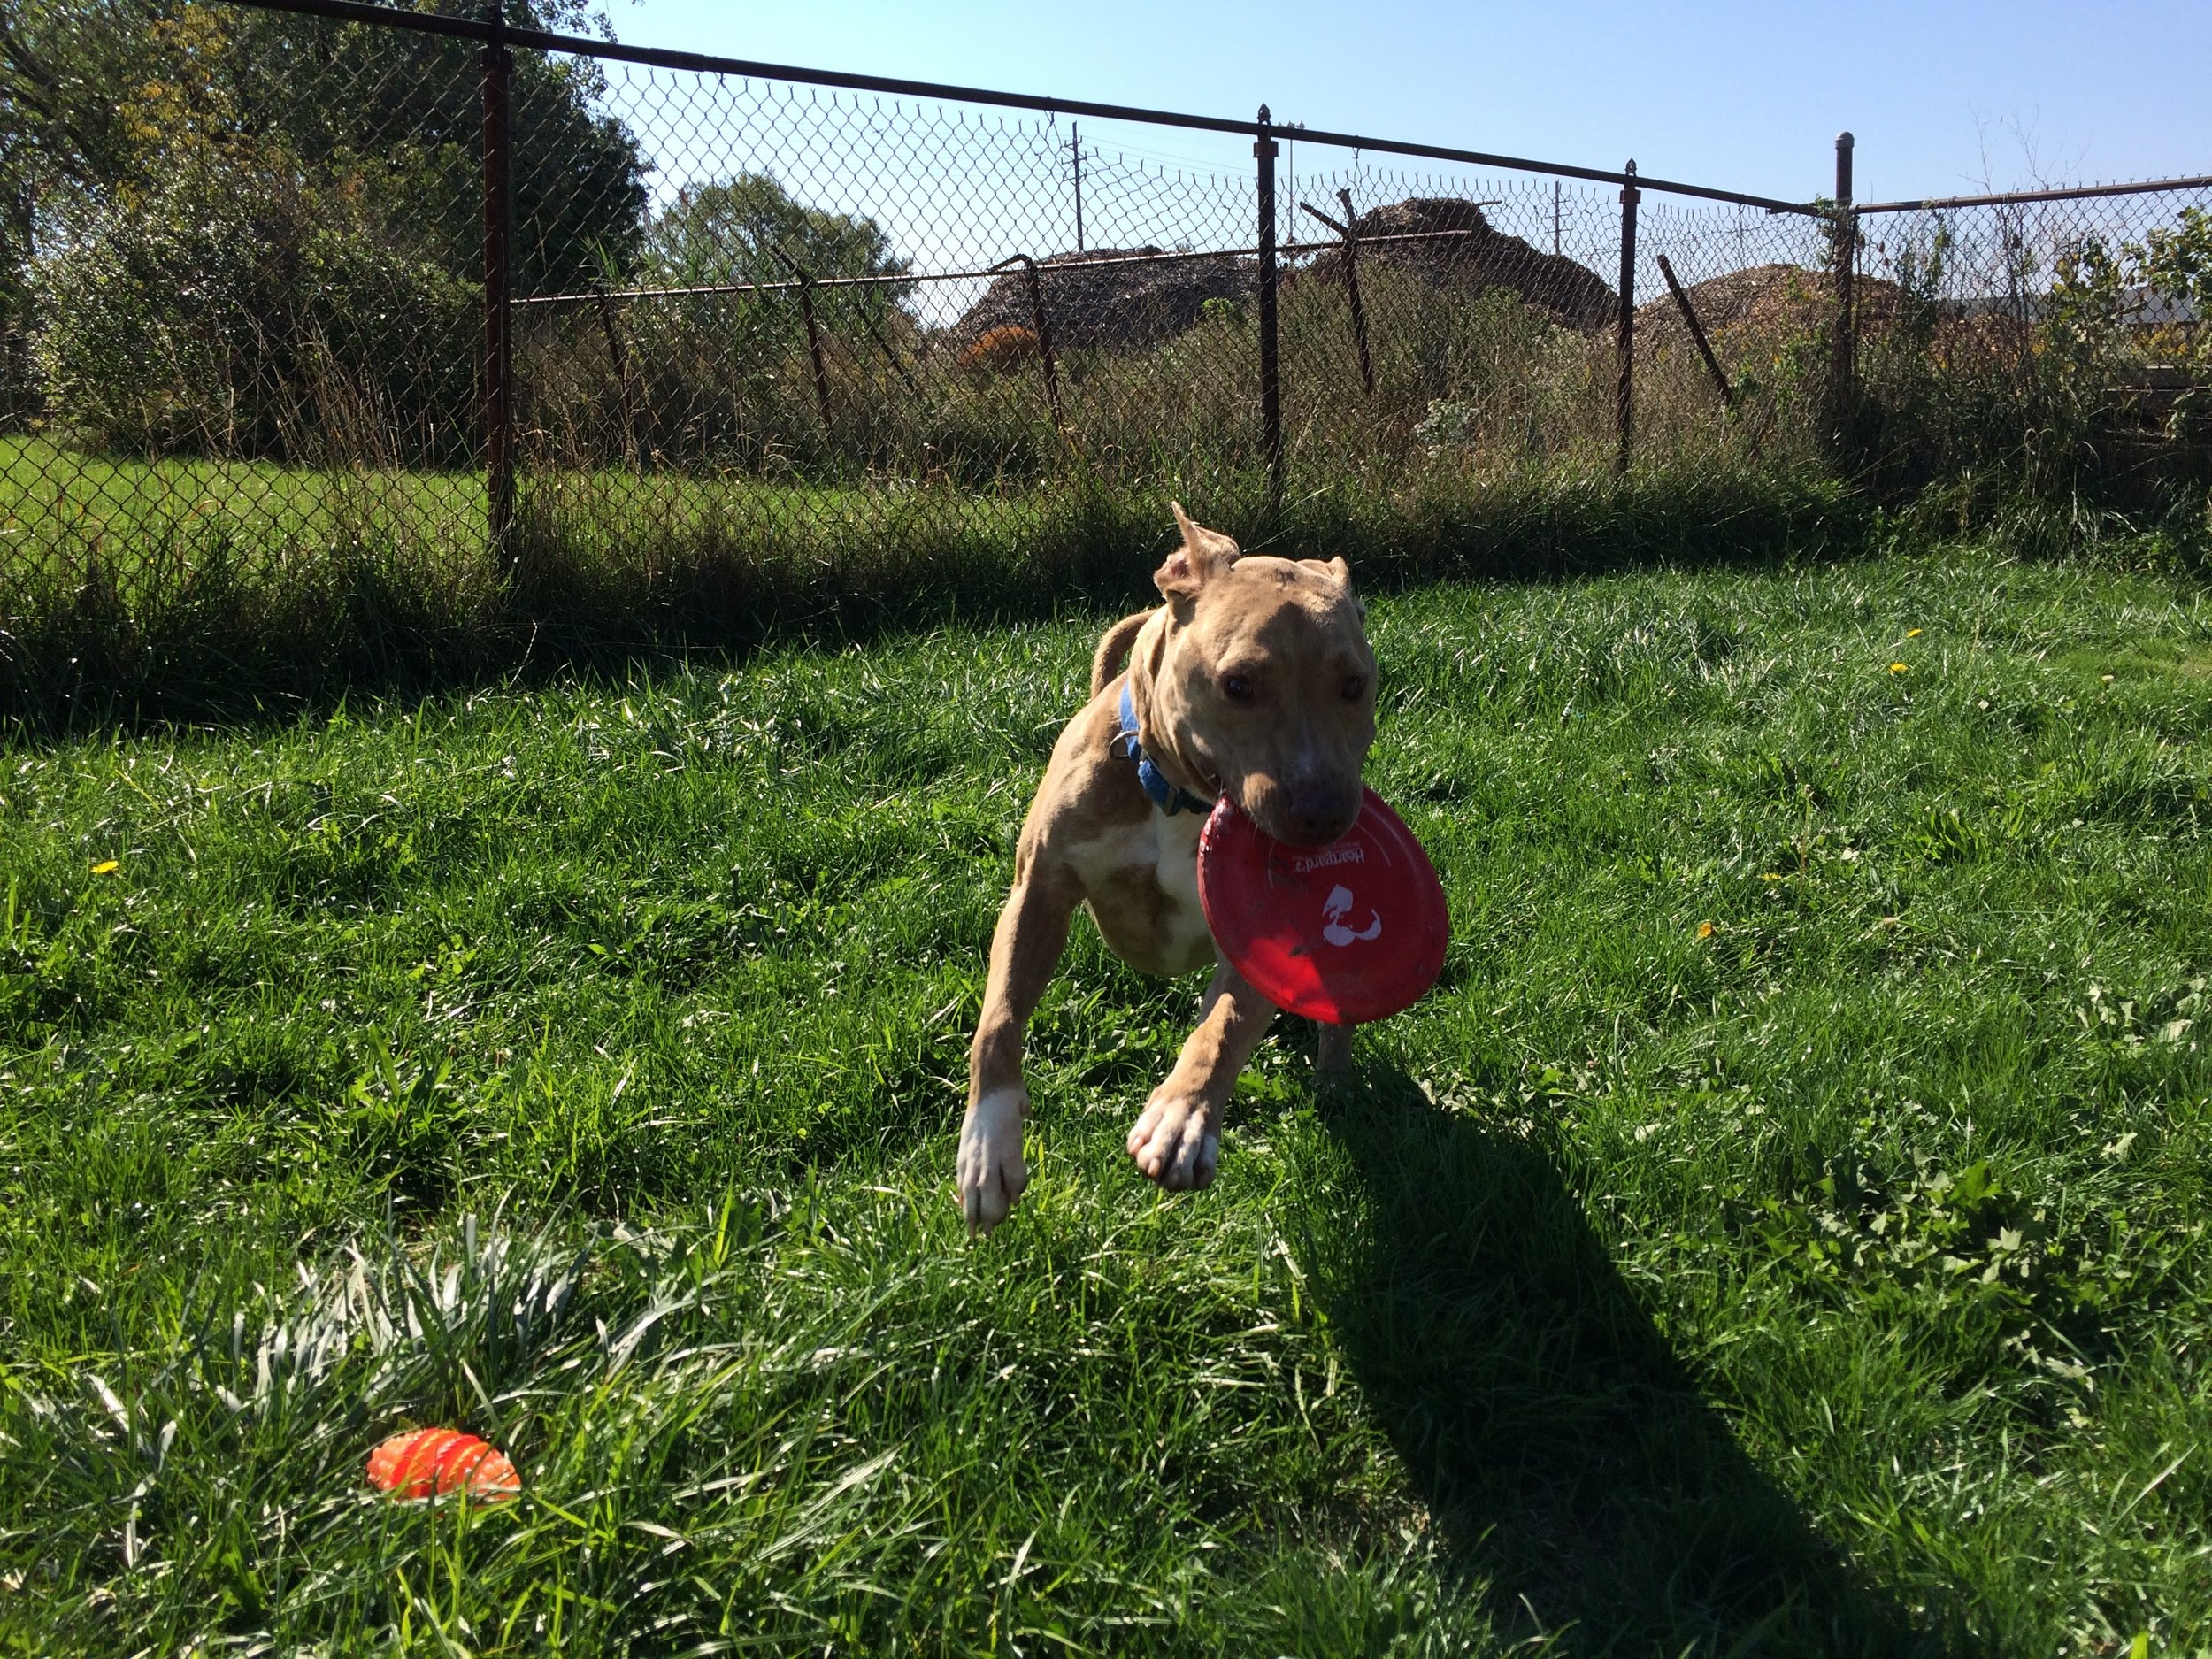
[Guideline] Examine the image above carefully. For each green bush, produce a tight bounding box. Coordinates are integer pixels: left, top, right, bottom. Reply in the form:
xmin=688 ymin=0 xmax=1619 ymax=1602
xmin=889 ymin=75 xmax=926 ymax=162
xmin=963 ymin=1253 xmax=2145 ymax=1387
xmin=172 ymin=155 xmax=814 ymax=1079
xmin=34 ymin=141 xmax=478 ymax=465
xmin=1855 ymin=210 xmax=2212 ymax=506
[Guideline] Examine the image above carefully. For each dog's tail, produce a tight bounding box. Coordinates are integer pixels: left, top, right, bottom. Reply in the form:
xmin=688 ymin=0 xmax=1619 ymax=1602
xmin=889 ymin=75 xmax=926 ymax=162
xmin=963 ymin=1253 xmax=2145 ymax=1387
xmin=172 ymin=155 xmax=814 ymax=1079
xmin=1089 ymin=609 xmax=1155 ymax=698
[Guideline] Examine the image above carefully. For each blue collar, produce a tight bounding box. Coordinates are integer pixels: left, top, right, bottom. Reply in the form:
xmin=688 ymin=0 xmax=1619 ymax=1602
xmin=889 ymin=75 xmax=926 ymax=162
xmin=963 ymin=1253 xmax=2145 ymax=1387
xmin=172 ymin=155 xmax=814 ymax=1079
xmin=1116 ymin=682 xmax=1214 ymax=817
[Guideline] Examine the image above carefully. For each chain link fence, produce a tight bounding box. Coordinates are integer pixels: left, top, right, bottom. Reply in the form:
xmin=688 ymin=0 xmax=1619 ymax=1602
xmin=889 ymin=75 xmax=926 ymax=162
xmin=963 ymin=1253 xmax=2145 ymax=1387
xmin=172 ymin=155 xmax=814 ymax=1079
xmin=1 ymin=0 xmax=2207 ymax=718
xmin=1848 ymin=177 xmax=2212 ymax=497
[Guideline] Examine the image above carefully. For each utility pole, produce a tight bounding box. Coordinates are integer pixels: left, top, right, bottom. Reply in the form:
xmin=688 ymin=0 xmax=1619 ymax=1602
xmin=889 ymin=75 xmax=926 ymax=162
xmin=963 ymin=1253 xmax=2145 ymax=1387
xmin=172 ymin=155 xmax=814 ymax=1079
xmin=1071 ymin=123 xmax=1084 ymax=252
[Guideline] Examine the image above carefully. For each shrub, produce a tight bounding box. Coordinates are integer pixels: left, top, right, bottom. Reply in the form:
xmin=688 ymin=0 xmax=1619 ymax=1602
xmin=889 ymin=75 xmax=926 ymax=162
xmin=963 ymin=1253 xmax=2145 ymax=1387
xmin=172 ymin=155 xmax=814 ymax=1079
xmin=34 ymin=142 xmax=479 ymax=465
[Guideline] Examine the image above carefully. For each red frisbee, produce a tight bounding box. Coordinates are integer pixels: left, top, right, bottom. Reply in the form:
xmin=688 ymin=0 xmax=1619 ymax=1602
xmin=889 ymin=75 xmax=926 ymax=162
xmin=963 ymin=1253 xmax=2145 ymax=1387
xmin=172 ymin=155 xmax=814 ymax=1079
xmin=1198 ymin=788 xmax=1449 ymax=1025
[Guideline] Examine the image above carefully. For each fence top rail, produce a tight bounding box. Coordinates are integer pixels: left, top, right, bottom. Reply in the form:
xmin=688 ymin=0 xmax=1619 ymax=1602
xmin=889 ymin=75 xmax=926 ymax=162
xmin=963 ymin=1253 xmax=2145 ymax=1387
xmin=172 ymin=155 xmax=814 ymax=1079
xmin=1857 ymin=174 xmax=2212 ymax=214
xmin=212 ymin=0 xmax=1823 ymax=217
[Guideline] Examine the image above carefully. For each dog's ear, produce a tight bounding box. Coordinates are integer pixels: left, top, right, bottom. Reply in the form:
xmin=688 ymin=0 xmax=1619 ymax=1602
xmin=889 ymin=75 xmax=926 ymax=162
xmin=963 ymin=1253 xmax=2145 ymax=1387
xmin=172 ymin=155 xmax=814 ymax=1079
xmin=1156 ymin=501 xmax=1242 ymax=598
xmin=1334 ymin=559 xmax=1367 ymax=623
xmin=1296 ymin=555 xmax=1362 ymax=618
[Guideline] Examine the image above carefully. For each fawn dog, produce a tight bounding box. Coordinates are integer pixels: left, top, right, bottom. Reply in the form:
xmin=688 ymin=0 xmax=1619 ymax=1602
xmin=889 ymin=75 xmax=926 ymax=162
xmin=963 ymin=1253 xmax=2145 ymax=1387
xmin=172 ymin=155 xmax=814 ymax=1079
xmin=957 ymin=505 xmax=1378 ymax=1233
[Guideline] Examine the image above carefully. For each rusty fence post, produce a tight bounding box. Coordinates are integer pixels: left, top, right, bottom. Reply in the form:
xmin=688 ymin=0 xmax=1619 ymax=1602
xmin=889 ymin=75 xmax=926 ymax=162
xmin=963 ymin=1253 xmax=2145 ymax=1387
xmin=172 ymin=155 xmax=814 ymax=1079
xmin=772 ymin=246 xmax=834 ymax=434
xmin=480 ymin=0 xmax=515 ymax=564
xmin=856 ymin=301 xmax=927 ymax=408
xmin=593 ymin=286 xmax=644 ymax=473
xmin=1655 ymin=253 xmax=1734 ymax=410
xmin=1298 ymin=196 xmax=1374 ymax=397
xmin=1255 ymin=105 xmax=1282 ymax=518
xmin=1615 ymin=158 xmax=1640 ymax=474
xmin=1014 ymin=255 xmax=1064 ymax=426
xmin=1334 ymin=188 xmax=1374 ymax=396
xmin=1831 ymin=130 xmax=1857 ymax=444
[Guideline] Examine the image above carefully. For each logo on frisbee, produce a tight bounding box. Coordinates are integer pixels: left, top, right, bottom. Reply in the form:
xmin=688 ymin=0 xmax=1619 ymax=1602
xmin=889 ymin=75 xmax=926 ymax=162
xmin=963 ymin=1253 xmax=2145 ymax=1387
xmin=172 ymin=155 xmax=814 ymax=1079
xmin=1321 ymin=885 xmax=1382 ymax=947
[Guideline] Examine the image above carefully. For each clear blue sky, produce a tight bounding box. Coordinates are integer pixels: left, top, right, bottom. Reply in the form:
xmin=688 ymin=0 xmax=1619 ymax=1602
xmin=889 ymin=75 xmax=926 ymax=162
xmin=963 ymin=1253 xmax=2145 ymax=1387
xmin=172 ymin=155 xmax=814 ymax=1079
xmin=606 ymin=0 xmax=2208 ymax=207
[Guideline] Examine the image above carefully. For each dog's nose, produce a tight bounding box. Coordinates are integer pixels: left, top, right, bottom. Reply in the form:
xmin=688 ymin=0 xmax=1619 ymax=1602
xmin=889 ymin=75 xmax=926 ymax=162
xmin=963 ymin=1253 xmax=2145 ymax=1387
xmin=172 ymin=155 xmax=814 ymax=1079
xmin=1281 ymin=780 xmax=1362 ymax=847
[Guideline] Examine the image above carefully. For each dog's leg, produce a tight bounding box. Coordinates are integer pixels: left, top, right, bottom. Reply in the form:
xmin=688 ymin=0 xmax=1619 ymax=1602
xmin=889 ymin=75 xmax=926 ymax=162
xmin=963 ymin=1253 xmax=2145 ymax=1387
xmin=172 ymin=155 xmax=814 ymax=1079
xmin=960 ymin=869 xmax=1078 ymax=1234
xmin=1126 ymin=960 xmax=1276 ymax=1191
xmin=1316 ymin=1022 xmax=1354 ymax=1073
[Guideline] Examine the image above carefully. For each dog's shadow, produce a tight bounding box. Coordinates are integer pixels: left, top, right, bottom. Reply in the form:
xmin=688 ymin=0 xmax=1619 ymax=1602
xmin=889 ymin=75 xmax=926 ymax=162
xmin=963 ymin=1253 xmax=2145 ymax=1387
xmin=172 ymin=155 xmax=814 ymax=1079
xmin=1291 ymin=1064 xmax=1949 ymax=1656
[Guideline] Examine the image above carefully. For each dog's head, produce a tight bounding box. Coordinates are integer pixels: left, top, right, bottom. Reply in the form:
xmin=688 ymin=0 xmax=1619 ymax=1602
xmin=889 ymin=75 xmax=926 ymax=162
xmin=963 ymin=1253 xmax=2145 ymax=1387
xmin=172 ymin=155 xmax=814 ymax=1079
xmin=1139 ymin=503 xmax=1377 ymax=847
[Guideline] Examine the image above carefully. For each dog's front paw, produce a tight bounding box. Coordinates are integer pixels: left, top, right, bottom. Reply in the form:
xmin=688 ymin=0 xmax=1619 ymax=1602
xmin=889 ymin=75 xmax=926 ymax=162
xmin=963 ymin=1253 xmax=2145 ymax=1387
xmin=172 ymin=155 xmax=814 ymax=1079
xmin=1126 ymin=1088 xmax=1220 ymax=1191
xmin=957 ymin=1088 xmax=1030 ymax=1236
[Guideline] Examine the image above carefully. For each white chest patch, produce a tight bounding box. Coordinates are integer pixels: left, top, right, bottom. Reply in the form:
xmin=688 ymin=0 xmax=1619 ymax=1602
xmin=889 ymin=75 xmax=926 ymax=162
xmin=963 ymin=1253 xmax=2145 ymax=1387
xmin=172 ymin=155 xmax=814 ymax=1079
xmin=1066 ymin=805 xmax=1216 ymax=976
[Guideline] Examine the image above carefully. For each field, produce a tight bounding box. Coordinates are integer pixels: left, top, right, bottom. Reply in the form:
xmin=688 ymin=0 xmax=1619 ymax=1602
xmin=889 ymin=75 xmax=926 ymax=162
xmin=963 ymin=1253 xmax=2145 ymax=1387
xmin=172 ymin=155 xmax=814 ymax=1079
xmin=0 ymin=432 xmax=1862 ymax=728
xmin=5 ymin=536 xmax=2212 ymax=1655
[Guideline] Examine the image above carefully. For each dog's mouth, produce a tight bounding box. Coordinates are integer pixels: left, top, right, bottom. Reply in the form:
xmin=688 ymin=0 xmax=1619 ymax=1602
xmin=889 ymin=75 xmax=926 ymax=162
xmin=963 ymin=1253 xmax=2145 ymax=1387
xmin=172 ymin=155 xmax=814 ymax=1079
xmin=1240 ymin=780 xmax=1363 ymax=849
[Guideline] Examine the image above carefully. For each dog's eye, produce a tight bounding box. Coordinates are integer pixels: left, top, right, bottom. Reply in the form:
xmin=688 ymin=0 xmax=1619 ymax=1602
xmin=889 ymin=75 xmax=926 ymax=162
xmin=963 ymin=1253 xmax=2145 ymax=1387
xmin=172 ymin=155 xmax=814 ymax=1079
xmin=1221 ymin=673 xmax=1255 ymax=703
xmin=1342 ymin=674 xmax=1367 ymax=702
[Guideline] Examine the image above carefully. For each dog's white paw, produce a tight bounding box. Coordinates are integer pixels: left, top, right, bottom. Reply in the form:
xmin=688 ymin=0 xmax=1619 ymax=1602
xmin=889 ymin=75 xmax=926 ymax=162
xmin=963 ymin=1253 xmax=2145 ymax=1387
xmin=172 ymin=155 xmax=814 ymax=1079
xmin=1126 ymin=1089 xmax=1220 ymax=1191
xmin=957 ymin=1088 xmax=1030 ymax=1235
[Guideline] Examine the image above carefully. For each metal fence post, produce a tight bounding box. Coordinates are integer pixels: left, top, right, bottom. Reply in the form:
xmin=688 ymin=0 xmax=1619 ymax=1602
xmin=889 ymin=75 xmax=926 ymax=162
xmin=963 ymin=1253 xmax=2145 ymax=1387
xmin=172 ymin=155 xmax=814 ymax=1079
xmin=480 ymin=1 xmax=515 ymax=565
xmin=1831 ymin=130 xmax=1857 ymax=443
xmin=771 ymin=246 xmax=834 ymax=433
xmin=1656 ymin=253 xmax=1734 ymax=411
xmin=593 ymin=285 xmax=643 ymax=473
xmin=1335 ymin=188 xmax=1375 ymax=397
xmin=1014 ymin=256 xmax=1064 ymax=427
xmin=1616 ymin=158 xmax=1640 ymax=475
xmin=1255 ymin=105 xmax=1281 ymax=518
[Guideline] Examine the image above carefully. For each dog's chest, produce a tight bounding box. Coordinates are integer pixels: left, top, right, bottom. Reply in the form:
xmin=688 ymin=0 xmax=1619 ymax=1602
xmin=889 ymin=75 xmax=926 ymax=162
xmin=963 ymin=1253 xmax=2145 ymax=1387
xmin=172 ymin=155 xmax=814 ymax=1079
xmin=1067 ymin=807 xmax=1215 ymax=977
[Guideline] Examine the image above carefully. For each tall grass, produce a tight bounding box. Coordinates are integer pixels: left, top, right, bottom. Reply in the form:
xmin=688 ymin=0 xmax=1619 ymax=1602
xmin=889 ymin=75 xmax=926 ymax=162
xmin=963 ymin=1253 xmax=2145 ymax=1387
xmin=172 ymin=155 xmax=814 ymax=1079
xmin=1 ymin=428 xmax=1856 ymax=729
xmin=518 ymin=267 xmax=1813 ymax=491
xmin=7 ymin=258 xmax=2208 ymax=729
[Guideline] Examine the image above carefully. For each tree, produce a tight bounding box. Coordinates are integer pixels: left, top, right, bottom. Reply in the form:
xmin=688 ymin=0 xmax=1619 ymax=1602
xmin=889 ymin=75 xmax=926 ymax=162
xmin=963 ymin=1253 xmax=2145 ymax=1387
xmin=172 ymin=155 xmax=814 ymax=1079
xmin=2136 ymin=206 xmax=2212 ymax=363
xmin=7 ymin=0 xmax=650 ymax=449
xmin=2 ymin=2 xmax=649 ymax=401
xmin=206 ymin=0 xmax=647 ymax=293
xmin=645 ymin=173 xmax=911 ymax=324
xmin=36 ymin=134 xmax=480 ymax=463
xmin=0 ymin=1 xmax=174 ymax=418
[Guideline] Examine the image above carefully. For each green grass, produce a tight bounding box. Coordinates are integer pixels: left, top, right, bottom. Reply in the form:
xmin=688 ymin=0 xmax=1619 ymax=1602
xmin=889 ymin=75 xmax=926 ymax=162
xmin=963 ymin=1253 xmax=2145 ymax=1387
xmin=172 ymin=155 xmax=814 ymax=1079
xmin=6 ymin=540 xmax=2212 ymax=1655
xmin=0 ymin=434 xmax=488 ymax=563
xmin=0 ymin=432 xmax=1863 ymax=729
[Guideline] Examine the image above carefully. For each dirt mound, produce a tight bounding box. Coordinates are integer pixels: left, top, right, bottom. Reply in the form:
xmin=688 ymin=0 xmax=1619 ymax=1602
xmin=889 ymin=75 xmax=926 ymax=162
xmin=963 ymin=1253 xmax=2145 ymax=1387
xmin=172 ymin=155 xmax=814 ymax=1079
xmin=1634 ymin=261 xmax=1902 ymax=350
xmin=948 ymin=248 xmax=1255 ymax=353
xmin=1302 ymin=197 xmax=1617 ymax=331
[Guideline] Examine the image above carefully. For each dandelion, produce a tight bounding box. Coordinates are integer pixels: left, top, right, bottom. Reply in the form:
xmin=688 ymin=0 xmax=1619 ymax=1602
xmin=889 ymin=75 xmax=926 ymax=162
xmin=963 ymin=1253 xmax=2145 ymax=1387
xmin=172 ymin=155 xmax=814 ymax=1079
xmin=1696 ymin=921 xmax=1715 ymax=939
xmin=1760 ymin=872 xmax=1784 ymax=882
xmin=1907 ymin=628 xmax=1923 ymax=638
xmin=1889 ymin=663 xmax=1909 ymax=674
xmin=91 ymin=860 xmax=119 ymax=875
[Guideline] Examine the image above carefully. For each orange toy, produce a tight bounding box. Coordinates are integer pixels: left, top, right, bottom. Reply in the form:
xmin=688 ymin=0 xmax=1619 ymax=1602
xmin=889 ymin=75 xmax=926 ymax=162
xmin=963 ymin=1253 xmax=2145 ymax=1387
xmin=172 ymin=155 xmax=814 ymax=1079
xmin=365 ymin=1429 xmax=520 ymax=1501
